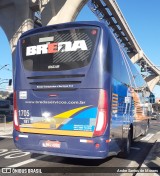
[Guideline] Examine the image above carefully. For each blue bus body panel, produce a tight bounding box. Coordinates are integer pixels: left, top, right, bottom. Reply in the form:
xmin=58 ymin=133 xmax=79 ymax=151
xmin=17 ymin=89 xmax=99 ymax=136
xmin=13 ymin=131 xmax=110 ymax=159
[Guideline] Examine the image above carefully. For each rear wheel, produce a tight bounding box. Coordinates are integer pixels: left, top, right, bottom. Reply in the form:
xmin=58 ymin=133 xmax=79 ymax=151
xmin=118 ymin=131 xmax=131 ymax=158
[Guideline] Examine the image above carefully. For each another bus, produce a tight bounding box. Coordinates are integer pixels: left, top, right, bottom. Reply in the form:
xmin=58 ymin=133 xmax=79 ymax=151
xmin=13 ymin=21 xmax=150 ymax=159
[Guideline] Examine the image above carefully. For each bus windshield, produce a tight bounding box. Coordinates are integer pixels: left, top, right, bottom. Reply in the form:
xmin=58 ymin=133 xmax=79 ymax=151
xmin=22 ymin=28 xmax=98 ymax=71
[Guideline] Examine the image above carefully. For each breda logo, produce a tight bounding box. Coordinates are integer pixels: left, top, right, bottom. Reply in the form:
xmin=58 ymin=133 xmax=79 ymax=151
xmin=26 ymin=40 xmax=88 ymax=56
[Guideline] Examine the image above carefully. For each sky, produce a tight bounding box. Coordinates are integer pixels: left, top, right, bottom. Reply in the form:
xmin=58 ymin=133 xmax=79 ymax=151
xmin=0 ymin=0 xmax=160 ymax=97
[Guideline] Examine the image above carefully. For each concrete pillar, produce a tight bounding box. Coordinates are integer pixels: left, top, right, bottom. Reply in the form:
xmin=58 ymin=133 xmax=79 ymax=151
xmin=0 ymin=0 xmax=38 ymax=66
xmin=40 ymin=0 xmax=88 ymax=26
xmin=145 ymin=75 xmax=160 ymax=92
xmin=131 ymin=50 xmax=143 ymax=63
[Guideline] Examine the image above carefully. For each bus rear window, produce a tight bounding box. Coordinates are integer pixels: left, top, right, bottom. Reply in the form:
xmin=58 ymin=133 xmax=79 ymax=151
xmin=21 ymin=28 xmax=98 ymax=71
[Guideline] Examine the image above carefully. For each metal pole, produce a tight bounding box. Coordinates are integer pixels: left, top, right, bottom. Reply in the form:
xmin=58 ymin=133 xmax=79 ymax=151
xmin=4 ymin=115 xmax=6 ymax=132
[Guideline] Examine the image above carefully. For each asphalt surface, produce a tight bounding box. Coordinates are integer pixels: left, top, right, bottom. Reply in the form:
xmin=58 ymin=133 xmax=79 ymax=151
xmin=0 ymin=119 xmax=159 ymax=176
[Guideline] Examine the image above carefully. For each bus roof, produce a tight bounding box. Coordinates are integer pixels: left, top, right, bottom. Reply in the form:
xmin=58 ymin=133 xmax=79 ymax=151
xmin=20 ymin=21 xmax=106 ymax=38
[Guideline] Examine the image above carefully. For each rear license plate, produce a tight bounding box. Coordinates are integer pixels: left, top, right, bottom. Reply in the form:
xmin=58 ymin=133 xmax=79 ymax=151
xmin=42 ymin=140 xmax=61 ymax=148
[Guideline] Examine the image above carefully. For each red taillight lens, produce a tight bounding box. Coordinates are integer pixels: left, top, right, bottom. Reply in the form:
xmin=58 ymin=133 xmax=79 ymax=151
xmin=93 ymin=90 xmax=108 ymax=136
xmin=13 ymin=91 xmax=20 ymax=131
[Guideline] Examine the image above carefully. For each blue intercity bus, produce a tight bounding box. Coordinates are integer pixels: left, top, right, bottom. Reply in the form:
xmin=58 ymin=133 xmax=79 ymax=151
xmin=13 ymin=21 xmax=150 ymax=159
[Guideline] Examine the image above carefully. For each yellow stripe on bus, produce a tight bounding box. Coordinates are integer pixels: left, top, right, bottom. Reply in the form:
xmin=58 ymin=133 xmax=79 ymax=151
xmin=112 ymin=97 xmax=118 ymax=101
xmin=112 ymin=93 xmax=118 ymax=97
xmin=20 ymin=128 xmax=93 ymax=137
xmin=54 ymin=106 xmax=89 ymax=119
xmin=22 ymin=123 xmax=61 ymax=129
xmin=112 ymin=99 xmax=118 ymax=103
xmin=112 ymin=104 xmax=118 ymax=107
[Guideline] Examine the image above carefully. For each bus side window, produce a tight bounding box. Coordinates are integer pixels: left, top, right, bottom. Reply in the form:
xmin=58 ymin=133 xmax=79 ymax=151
xmin=111 ymin=39 xmax=130 ymax=85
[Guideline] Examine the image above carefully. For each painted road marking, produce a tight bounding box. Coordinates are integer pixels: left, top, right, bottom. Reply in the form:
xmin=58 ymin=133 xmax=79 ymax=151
xmin=140 ymin=133 xmax=154 ymax=141
xmin=0 ymin=149 xmax=30 ymax=158
xmin=8 ymin=155 xmax=48 ymax=167
xmin=130 ymin=147 xmax=140 ymax=150
xmin=4 ymin=152 xmax=30 ymax=159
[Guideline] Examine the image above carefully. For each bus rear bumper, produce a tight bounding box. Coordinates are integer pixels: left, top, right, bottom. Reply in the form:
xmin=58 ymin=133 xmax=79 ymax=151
xmin=13 ymin=130 xmax=110 ymax=159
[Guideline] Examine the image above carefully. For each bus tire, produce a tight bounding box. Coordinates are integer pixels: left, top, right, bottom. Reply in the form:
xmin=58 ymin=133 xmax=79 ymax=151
xmin=118 ymin=131 xmax=131 ymax=158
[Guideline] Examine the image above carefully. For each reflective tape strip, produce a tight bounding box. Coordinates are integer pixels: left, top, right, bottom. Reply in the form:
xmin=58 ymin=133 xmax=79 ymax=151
xmin=80 ymin=139 xmax=93 ymax=143
xmin=106 ymin=139 xmax=111 ymax=143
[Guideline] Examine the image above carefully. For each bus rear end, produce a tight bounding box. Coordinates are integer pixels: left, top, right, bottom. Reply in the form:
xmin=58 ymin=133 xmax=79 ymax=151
xmin=13 ymin=22 xmax=111 ymax=159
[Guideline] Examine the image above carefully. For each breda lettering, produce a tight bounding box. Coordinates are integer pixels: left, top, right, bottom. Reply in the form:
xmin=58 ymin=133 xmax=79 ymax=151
xmin=26 ymin=40 xmax=88 ymax=56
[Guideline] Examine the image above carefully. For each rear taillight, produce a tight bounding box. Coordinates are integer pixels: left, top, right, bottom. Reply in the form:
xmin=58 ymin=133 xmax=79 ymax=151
xmin=13 ymin=91 xmax=20 ymax=131
xmin=93 ymin=89 xmax=108 ymax=136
